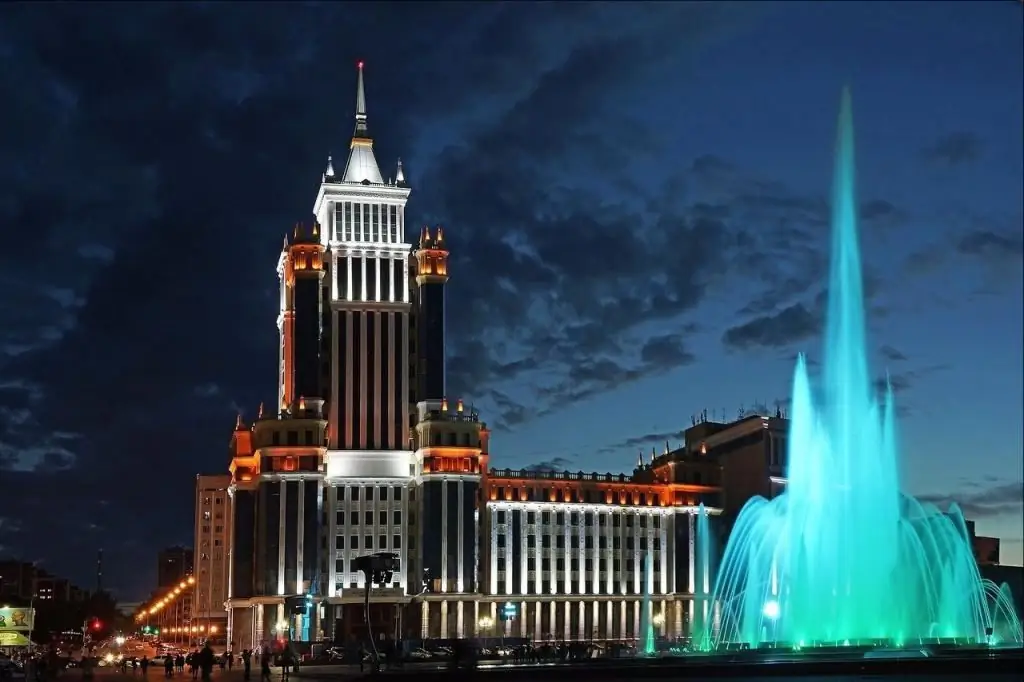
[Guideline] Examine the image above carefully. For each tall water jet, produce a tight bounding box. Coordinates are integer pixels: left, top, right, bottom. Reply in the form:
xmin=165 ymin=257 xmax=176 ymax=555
xmin=640 ymin=552 xmax=656 ymax=655
xmin=708 ymin=88 xmax=1023 ymax=649
xmin=693 ymin=504 xmax=714 ymax=647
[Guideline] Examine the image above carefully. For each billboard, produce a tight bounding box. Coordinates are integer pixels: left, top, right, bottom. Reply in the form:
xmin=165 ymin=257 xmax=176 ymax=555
xmin=0 ymin=607 xmax=34 ymax=631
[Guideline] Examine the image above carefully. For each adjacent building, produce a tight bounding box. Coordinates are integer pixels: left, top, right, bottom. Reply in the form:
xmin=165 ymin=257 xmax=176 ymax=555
xmin=221 ymin=64 xmax=729 ymax=648
xmin=157 ymin=546 xmax=194 ymax=590
xmin=195 ymin=474 xmax=232 ymax=642
xmin=0 ymin=561 xmax=88 ymax=604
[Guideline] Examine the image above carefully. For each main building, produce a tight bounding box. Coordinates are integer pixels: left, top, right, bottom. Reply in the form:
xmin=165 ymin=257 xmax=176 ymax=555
xmin=224 ymin=65 xmax=725 ymax=648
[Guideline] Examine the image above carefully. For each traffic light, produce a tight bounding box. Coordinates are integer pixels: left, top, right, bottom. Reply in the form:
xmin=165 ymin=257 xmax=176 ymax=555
xmin=92 ymin=619 xmax=103 ymax=631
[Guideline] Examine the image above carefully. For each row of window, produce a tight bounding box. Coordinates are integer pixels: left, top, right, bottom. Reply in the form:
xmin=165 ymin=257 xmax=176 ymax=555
xmin=498 ymin=557 xmax=663 ymax=573
xmin=336 ymin=485 xmax=408 ymax=502
xmin=334 ymin=201 xmax=402 ymax=244
xmin=492 ymin=487 xmax=676 ymax=505
xmin=497 ymin=535 xmax=663 ymax=551
xmin=492 ymin=582 xmax=663 ymax=596
xmin=334 ymin=534 xmax=403 ymax=551
xmin=494 ymin=510 xmax=664 ymax=527
xmin=337 ymin=510 xmax=406 ymax=526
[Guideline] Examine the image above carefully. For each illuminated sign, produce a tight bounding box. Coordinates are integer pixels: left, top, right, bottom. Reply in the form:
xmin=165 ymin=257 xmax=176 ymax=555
xmin=0 ymin=607 xmax=34 ymax=631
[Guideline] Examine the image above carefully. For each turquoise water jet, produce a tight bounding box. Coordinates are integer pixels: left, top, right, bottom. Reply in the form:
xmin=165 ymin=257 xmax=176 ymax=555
xmin=639 ymin=552 xmax=656 ymax=655
xmin=703 ymin=88 xmax=1023 ymax=650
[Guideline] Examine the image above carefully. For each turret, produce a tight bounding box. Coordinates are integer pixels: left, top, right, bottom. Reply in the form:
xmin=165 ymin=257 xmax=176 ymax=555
xmin=414 ymin=226 xmax=449 ymax=402
xmin=277 ymin=220 xmax=327 ymax=410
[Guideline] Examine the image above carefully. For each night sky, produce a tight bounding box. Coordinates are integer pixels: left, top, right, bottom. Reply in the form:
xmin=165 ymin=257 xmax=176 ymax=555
xmin=1 ymin=2 xmax=1021 ymax=600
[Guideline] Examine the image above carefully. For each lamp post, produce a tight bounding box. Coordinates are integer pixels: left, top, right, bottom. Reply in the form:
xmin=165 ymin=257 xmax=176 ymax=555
xmin=477 ymin=616 xmax=494 ymax=643
xmin=352 ymin=552 xmax=399 ymax=670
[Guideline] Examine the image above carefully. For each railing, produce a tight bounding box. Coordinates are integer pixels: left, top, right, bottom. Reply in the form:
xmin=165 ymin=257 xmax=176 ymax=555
xmin=489 ymin=468 xmax=630 ymax=483
xmin=423 ymin=409 xmax=480 ymax=423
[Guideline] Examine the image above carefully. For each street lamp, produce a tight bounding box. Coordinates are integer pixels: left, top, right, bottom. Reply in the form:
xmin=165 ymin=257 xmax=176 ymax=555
xmin=115 ymin=636 xmax=126 ymax=647
xmin=477 ymin=616 xmax=494 ymax=641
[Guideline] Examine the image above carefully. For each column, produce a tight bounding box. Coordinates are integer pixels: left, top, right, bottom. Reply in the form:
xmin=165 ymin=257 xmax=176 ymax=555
xmin=277 ymin=481 xmax=287 ymax=596
xmin=440 ymin=481 xmax=448 ymax=592
xmin=457 ymin=482 xmax=465 ymax=593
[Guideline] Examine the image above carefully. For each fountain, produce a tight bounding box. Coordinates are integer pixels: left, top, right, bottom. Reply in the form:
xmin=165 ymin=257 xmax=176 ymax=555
xmin=639 ymin=552 xmax=656 ymax=655
xmin=700 ymin=88 xmax=1023 ymax=650
xmin=692 ymin=504 xmax=714 ymax=643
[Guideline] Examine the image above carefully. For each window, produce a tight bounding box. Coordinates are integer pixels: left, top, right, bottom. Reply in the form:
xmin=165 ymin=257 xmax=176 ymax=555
xmin=393 ymin=535 xmax=401 ymax=549
xmin=365 ymin=536 xmax=373 ymax=549
xmin=378 ymin=535 xmax=386 ymax=549
xmin=350 ymin=487 xmax=360 ymax=501
xmin=379 ymin=511 xmax=387 ymax=526
xmin=335 ymin=536 xmax=345 ymax=550
xmin=393 ymin=511 xmax=402 ymax=525
xmin=393 ymin=486 xmax=403 ymax=500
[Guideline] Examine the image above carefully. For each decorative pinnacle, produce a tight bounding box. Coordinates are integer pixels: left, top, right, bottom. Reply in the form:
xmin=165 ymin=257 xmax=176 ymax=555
xmin=325 ymin=155 xmax=335 ymax=178
xmin=354 ymin=61 xmax=368 ymax=137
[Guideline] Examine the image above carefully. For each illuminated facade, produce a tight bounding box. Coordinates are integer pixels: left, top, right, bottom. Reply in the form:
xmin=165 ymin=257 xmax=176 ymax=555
xmin=194 ymin=474 xmax=231 ymax=642
xmin=224 ymin=64 xmax=725 ymax=647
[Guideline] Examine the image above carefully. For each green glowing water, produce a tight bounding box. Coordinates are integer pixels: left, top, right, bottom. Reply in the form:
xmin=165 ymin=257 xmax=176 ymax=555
xmin=700 ymin=89 xmax=1023 ymax=650
xmin=640 ymin=552 xmax=656 ymax=655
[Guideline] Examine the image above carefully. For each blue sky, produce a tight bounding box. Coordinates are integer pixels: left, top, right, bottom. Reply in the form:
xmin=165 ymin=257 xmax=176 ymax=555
xmin=0 ymin=2 xmax=1020 ymax=597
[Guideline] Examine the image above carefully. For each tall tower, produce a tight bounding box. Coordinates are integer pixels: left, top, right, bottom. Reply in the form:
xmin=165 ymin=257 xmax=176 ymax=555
xmin=277 ymin=222 xmax=327 ymax=413
xmin=313 ymin=62 xmax=412 ymax=451
xmin=415 ymin=226 xmax=448 ymax=402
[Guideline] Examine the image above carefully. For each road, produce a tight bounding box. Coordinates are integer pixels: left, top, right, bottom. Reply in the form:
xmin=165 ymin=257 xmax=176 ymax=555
xmin=80 ymin=662 xmax=1024 ymax=682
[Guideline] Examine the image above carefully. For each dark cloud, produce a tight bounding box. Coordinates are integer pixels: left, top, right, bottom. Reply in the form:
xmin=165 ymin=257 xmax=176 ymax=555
xmin=0 ymin=3 xmax=769 ymax=596
xmin=920 ymin=132 xmax=984 ymax=166
xmin=598 ymin=429 xmax=686 ymax=457
xmin=879 ymin=345 xmax=907 ymax=362
xmin=522 ymin=457 xmax=574 ymax=473
xmin=918 ymin=480 xmax=1024 ymax=520
xmin=956 ymin=228 xmax=1024 ymax=262
xmin=723 ymin=302 xmax=820 ymax=350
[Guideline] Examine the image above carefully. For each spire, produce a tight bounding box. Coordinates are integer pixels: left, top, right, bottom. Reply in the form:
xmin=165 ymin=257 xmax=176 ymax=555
xmin=341 ymin=61 xmax=384 ymax=184
xmin=396 ymin=158 xmax=405 ymax=185
xmin=354 ymin=60 xmax=368 ymax=138
xmin=324 ymin=155 xmax=335 ymax=179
